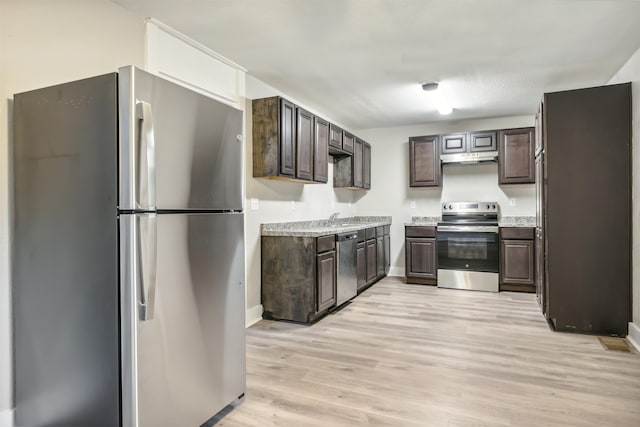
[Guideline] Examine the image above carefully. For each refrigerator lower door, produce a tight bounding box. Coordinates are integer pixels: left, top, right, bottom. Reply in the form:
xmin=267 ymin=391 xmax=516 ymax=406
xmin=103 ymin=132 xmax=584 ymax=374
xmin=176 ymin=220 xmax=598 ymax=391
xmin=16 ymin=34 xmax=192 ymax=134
xmin=119 ymin=66 xmax=244 ymax=211
xmin=120 ymin=212 xmax=245 ymax=427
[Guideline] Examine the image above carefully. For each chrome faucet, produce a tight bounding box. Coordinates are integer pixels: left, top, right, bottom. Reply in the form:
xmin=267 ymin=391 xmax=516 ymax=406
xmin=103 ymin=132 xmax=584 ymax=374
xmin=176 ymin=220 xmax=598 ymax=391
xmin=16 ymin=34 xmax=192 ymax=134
xmin=329 ymin=212 xmax=339 ymax=225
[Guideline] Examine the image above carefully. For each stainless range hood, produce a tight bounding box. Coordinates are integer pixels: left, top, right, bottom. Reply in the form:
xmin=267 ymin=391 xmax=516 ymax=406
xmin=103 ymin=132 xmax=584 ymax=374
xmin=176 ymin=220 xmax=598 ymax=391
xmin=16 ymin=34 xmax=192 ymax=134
xmin=441 ymin=151 xmax=498 ymax=165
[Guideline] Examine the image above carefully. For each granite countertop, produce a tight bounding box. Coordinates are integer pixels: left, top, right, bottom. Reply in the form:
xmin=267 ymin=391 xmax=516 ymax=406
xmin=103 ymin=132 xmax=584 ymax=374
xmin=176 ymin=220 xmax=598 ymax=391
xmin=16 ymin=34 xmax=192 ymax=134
xmin=261 ymin=216 xmax=392 ymax=237
xmin=405 ymin=216 xmax=440 ymax=227
xmin=499 ymin=216 xmax=536 ymax=227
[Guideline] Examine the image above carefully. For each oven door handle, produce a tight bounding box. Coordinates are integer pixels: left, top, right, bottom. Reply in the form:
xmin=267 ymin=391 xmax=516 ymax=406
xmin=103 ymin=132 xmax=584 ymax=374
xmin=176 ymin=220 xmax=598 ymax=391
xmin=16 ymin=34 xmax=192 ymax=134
xmin=437 ymin=225 xmax=499 ymax=233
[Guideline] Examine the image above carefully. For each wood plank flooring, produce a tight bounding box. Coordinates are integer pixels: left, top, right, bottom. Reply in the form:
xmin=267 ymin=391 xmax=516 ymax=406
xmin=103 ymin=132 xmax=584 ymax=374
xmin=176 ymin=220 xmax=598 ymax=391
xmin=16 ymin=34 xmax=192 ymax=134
xmin=217 ymin=276 xmax=640 ymax=427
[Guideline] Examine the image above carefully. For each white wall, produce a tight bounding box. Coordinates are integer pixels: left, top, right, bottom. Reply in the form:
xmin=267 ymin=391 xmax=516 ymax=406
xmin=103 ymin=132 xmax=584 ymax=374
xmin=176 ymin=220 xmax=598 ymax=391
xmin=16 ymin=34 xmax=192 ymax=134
xmin=0 ymin=1 xmax=145 ymax=424
xmin=244 ymin=75 xmax=358 ymax=325
xmin=355 ymin=116 xmax=536 ymax=276
xmin=607 ymin=47 xmax=640 ymax=347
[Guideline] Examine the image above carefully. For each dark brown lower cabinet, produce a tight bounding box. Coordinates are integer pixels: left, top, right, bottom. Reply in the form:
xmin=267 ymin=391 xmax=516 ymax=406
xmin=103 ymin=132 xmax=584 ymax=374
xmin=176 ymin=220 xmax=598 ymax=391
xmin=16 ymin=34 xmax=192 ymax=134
xmin=357 ymin=227 xmax=389 ymax=293
xmin=405 ymin=226 xmax=437 ymax=284
xmin=316 ymin=250 xmax=336 ymax=311
xmin=376 ymin=227 xmax=384 ymax=278
xmin=356 ymin=241 xmax=366 ymax=291
xmin=366 ymin=238 xmax=377 ymax=283
xmin=383 ymin=230 xmax=390 ymax=275
xmin=499 ymin=227 xmax=534 ymax=292
xmin=261 ymin=234 xmax=336 ymax=323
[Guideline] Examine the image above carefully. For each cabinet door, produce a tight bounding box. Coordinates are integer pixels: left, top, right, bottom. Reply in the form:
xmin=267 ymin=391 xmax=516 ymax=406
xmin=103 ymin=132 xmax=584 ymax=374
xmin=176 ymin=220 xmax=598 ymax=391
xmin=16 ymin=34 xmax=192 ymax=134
xmin=363 ymin=142 xmax=371 ymax=190
xmin=343 ymin=131 xmax=355 ymax=154
xmin=280 ymin=98 xmax=296 ymax=177
xmin=409 ymin=136 xmax=440 ymax=187
xmin=500 ymin=239 xmax=534 ymax=285
xmin=535 ymin=102 xmax=544 ymax=154
xmin=469 ymin=131 xmax=497 ymax=152
xmin=356 ymin=242 xmax=366 ymax=291
xmin=441 ymin=133 xmax=467 ymax=154
xmin=366 ymin=239 xmax=377 ymax=282
xmin=317 ymin=251 xmax=336 ymax=312
xmin=353 ymin=138 xmax=364 ymax=188
xmin=376 ymin=236 xmax=384 ymax=277
xmin=313 ymin=117 xmax=329 ymax=183
xmin=405 ymin=237 xmax=436 ymax=279
xmin=329 ymin=123 xmax=343 ymax=150
xmin=296 ymin=107 xmax=314 ymax=181
xmin=383 ymin=233 xmax=390 ymax=274
xmin=499 ymin=128 xmax=534 ymax=184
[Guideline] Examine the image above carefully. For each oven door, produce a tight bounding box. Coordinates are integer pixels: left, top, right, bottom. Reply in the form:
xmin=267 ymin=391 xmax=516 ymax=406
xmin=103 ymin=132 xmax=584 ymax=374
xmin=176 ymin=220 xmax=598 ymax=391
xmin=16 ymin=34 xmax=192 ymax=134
xmin=437 ymin=226 xmax=499 ymax=273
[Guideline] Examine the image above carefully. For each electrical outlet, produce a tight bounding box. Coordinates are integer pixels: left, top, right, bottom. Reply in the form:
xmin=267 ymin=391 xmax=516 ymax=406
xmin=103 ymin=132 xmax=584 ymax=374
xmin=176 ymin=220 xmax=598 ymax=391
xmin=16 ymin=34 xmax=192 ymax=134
xmin=410 ymin=201 xmax=416 ymax=209
xmin=509 ymin=198 xmax=517 ymax=207
xmin=290 ymin=201 xmax=296 ymax=211
xmin=250 ymin=198 xmax=259 ymax=211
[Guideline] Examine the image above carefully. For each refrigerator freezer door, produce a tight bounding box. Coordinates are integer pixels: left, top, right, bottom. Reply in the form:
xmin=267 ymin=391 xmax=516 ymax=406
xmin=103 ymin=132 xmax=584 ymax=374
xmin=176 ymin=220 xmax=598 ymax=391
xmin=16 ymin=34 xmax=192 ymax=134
xmin=120 ymin=212 xmax=246 ymax=427
xmin=119 ymin=66 xmax=244 ymax=212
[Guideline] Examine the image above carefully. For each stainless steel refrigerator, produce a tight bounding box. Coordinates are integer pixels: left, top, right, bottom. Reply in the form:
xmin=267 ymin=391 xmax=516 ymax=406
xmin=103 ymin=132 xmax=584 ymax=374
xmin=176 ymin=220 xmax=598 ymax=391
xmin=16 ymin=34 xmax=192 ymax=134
xmin=13 ymin=66 xmax=246 ymax=427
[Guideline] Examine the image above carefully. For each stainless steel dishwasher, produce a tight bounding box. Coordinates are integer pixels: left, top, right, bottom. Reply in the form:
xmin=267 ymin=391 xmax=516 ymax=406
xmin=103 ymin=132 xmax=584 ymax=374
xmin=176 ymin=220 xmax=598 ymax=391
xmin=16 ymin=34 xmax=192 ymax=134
xmin=336 ymin=231 xmax=358 ymax=306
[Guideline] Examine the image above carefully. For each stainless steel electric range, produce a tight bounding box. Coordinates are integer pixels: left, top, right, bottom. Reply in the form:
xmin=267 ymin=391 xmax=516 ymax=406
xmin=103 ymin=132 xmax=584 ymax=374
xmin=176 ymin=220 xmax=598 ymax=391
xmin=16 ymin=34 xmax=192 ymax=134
xmin=437 ymin=202 xmax=499 ymax=292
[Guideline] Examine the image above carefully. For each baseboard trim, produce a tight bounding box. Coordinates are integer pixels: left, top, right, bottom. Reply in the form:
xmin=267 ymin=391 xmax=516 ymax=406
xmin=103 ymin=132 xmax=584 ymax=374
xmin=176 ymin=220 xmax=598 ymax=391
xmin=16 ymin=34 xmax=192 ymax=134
xmin=246 ymin=304 xmax=263 ymax=327
xmin=628 ymin=322 xmax=640 ymax=352
xmin=0 ymin=409 xmax=14 ymax=427
xmin=388 ymin=267 xmax=404 ymax=277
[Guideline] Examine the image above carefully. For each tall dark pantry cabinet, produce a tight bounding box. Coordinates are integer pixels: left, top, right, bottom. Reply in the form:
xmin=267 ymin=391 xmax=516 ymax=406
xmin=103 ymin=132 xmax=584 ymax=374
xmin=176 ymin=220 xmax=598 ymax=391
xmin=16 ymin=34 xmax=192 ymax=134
xmin=536 ymin=83 xmax=631 ymax=336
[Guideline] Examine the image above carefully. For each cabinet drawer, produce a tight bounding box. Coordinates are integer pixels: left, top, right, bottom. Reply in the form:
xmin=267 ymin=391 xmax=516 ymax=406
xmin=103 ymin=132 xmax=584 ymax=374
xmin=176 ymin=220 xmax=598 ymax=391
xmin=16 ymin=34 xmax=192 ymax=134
xmin=357 ymin=229 xmax=366 ymax=243
xmin=405 ymin=226 xmax=436 ymax=238
xmin=376 ymin=226 xmax=384 ymax=237
xmin=500 ymin=227 xmax=534 ymax=240
xmin=366 ymin=227 xmax=376 ymax=240
xmin=317 ymin=235 xmax=336 ymax=253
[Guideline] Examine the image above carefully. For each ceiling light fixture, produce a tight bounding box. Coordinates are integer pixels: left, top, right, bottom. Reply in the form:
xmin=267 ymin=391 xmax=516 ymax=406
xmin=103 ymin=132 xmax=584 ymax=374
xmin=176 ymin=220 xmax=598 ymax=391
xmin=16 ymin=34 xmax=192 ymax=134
xmin=422 ymin=82 xmax=453 ymax=115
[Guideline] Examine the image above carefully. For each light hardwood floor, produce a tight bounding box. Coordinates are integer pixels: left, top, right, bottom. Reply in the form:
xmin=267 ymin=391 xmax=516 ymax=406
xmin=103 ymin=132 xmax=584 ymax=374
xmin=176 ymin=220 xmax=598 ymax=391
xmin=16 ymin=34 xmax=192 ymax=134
xmin=217 ymin=276 xmax=640 ymax=427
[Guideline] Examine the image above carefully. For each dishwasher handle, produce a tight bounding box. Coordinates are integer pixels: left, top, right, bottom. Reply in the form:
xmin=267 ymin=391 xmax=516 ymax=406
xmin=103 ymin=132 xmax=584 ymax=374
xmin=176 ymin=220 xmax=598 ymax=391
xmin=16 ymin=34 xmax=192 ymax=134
xmin=336 ymin=232 xmax=359 ymax=242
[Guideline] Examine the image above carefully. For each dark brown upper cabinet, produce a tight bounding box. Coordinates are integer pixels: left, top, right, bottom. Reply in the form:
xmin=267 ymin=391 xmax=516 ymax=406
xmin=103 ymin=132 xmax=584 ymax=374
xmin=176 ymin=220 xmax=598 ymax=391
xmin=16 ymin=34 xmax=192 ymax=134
xmin=499 ymin=127 xmax=535 ymax=184
xmin=363 ymin=141 xmax=371 ymax=190
xmin=343 ymin=131 xmax=355 ymax=154
xmin=314 ymin=117 xmax=329 ymax=183
xmin=333 ymin=137 xmax=371 ymax=190
xmin=535 ymin=102 xmax=544 ymax=154
xmin=253 ymin=96 xmax=328 ymax=184
xmin=296 ymin=107 xmax=314 ymax=181
xmin=329 ymin=126 xmax=354 ymax=156
xmin=329 ymin=123 xmax=343 ymax=150
xmin=353 ymin=138 xmax=363 ymax=187
xmin=409 ymin=135 xmax=441 ymax=187
xmin=469 ymin=131 xmax=497 ymax=152
xmin=442 ymin=131 xmax=497 ymax=154
xmin=441 ymin=133 xmax=467 ymax=154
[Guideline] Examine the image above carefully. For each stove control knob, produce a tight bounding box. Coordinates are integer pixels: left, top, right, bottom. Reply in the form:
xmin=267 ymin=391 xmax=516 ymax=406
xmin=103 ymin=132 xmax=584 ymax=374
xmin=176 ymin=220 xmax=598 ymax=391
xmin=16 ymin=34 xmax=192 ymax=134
xmin=492 ymin=204 xmax=497 ymax=209
xmin=449 ymin=204 xmax=453 ymax=210
xmin=486 ymin=204 xmax=490 ymax=209
xmin=443 ymin=205 xmax=447 ymax=210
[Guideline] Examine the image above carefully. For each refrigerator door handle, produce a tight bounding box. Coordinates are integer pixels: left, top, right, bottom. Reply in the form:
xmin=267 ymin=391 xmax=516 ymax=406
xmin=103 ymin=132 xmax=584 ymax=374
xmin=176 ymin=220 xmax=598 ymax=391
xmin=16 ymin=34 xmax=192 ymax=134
xmin=138 ymin=213 xmax=158 ymax=321
xmin=136 ymin=101 xmax=156 ymax=210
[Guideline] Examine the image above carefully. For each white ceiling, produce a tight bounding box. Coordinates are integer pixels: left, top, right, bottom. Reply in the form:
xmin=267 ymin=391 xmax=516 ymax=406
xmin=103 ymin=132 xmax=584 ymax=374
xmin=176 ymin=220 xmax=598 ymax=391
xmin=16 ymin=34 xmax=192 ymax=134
xmin=112 ymin=0 xmax=640 ymax=130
